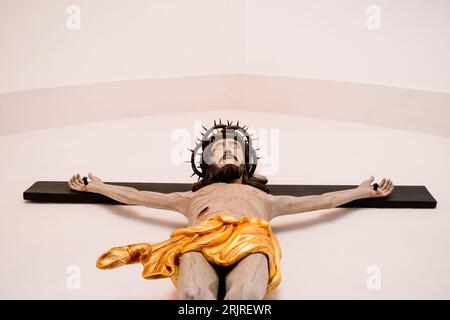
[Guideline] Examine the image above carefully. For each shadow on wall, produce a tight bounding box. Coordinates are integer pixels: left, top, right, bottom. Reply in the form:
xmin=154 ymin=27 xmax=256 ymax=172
xmin=1 ymin=75 xmax=449 ymax=137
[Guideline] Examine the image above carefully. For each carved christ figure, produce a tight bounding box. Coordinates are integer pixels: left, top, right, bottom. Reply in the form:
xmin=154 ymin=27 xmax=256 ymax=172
xmin=68 ymin=120 xmax=394 ymax=299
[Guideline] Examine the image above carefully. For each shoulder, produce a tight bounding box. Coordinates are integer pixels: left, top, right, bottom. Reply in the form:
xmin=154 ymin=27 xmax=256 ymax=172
xmin=170 ymin=190 xmax=194 ymax=200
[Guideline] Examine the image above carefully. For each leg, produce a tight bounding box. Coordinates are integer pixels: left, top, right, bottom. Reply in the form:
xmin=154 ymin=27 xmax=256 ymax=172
xmin=177 ymin=251 xmax=220 ymax=300
xmin=224 ymin=253 xmax=269 ymax=300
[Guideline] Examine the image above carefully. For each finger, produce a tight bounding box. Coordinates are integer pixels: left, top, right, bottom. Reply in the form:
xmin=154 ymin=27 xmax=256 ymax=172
xmin=378 ymin=178 xmax=386 ymax=189
xmin=385 ymin=180 xmax=393 ymax=192
xmin=381 ymin=179 xmax=390 ymax=191
xmin=387 ymin=180 xmax=394 ymax=191
xmin=71 ymin=176 xmax=78 ymax=185
xmin=389 ymin=182 xmax=395 ymax=192
xmin=68 ymin=180 xmax=77 ymax=190
xmin=72 ymin=182 xmax=81 ymax=191
xmin=368 ymin=176 xmax=375 ymax=183
xmin=88 ymin=172 xmax=93 ymax=179
xmin=384 ymin=182 xmax=394 ymax=195
xmin=72 ymin=174 xmax=80 ymax=185
xmin=387 ymin=182 xmax=394 ymax=193
xmin=74 ymin=177 xmax=82 ymax=187
xmin=385 ymin=179 xmax=392 ymax=191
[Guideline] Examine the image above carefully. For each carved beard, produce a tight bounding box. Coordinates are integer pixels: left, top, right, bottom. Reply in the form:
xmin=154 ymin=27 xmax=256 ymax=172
xmin=209 ymin=164 xmax=246 ymax=183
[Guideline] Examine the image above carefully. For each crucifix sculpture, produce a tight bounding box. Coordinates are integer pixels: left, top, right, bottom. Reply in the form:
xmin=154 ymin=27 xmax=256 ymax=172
xmin=68 ymin=120 xmax=394 ymax=300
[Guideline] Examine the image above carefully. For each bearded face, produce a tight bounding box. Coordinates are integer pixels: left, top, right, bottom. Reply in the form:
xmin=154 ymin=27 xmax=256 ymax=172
xmin=201 ymin=138 xmax=246 ymax=183
xmin=191 ymin=133 xmax=269 ymax=193
xmin=205 ymin=138 xmax=245 ymax=167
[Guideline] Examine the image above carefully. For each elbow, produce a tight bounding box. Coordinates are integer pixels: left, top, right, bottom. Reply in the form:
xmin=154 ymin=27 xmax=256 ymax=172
xmin=122 ymin=190 xmax=143 ymax=205
xmin=118 ymin=196 xmax=137 ymax=205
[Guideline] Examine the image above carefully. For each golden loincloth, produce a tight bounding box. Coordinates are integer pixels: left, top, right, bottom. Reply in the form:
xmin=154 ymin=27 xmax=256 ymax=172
xmin=96 ymin=214 xmax=282 ymax=293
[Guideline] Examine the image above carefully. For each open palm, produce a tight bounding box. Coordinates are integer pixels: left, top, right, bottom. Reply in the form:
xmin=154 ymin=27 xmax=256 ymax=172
xmin=68 ymin=172 xmax=103 ymax=192
xmin=358 ymin=176 xmax=394 ymax=198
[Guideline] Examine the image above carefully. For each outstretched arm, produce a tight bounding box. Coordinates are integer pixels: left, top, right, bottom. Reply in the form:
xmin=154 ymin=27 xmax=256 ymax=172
xmin=267 ymin=176 xmax=394 ymax=220
xmin=68 ymin=173 xmax=191 ymax=215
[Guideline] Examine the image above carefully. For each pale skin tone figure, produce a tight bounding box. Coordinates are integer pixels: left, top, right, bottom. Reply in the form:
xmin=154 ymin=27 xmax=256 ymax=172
xmin=69 ymin=138 xmax=394 ymax=300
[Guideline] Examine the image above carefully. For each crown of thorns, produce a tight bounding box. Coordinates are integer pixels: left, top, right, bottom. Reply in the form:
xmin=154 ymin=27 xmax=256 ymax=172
xmin=188 ymin=119 xmax=260 ymax=180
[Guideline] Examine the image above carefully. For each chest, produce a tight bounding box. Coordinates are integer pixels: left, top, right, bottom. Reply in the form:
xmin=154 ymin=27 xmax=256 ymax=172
xmin=190 ymin=183 xmax=268 ymax=208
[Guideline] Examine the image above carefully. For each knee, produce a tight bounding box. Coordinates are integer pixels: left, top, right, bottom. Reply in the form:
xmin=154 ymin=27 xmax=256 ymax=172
xmin=178 ymin=282 xmax=218 ymax=300
xmin=178 ymin=285 xmax=202 ymax=300
xmin=224 ymin=278 xmax=266 ymax=300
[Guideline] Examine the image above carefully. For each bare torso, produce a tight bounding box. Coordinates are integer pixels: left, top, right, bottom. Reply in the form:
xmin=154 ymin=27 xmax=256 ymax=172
xmin=183 ymin=182 xmax=271 ymax=226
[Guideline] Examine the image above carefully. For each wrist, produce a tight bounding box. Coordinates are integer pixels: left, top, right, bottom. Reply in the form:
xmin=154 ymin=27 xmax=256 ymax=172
xmin=355 ymin=187 xmax=372 ymax=199
xmin=87 ymin=183 xmax=103 ymax=193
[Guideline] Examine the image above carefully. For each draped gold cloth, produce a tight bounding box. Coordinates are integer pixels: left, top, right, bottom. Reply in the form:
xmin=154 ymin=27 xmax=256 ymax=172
xmin=96 ymin=214 xmax=282 ymax=293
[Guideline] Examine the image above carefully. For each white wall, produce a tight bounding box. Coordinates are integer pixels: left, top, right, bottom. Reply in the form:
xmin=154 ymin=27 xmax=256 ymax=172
xmin=0 ymin=0 xmax=232 ymax=93
xmin=243 ymin=0 xmax=450 ymax=93
xmin=1 ymin=0 xmax=449 ymax=94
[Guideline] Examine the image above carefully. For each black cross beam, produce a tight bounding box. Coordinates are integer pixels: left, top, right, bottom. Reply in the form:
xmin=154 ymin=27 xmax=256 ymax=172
xmin=23 ymin=181 xmax=437 ymax=208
